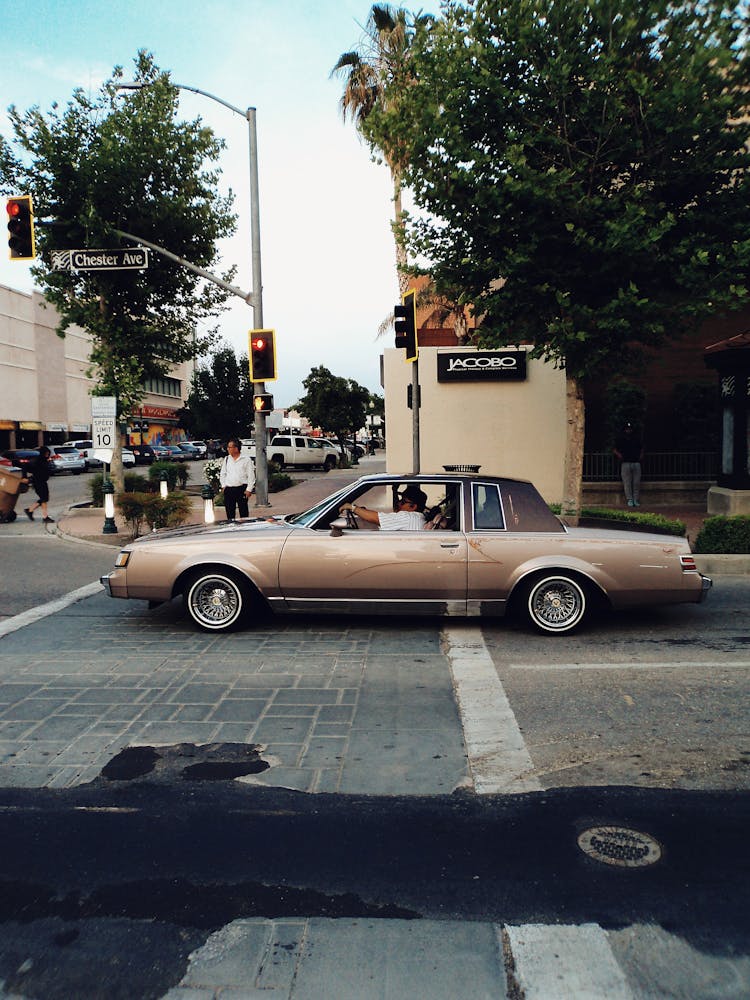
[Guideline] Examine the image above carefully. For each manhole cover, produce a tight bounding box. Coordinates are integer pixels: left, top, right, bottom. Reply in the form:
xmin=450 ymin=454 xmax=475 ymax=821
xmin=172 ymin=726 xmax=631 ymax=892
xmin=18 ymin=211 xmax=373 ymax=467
xmin=577 ymin=825 xmax=662 ymax=868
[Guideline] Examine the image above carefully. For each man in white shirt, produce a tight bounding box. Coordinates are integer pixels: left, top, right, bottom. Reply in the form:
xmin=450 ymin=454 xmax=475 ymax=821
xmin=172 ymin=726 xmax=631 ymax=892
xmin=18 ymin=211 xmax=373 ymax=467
xmin=219 ymin=437 xmax=256 ymax=520
xmin=339 ymin=484 xmax=428 ymax=530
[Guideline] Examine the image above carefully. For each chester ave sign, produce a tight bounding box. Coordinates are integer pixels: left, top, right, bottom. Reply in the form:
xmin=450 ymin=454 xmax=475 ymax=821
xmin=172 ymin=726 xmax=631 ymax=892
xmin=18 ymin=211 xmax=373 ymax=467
xmin=51 ymin=248 xmax=149 ymax=271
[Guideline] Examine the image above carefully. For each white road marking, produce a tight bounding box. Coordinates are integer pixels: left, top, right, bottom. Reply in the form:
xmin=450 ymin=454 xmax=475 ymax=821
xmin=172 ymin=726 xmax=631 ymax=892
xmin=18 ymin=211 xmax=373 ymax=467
xmin=441 ymin=624 xmax=541 ymax=794
xmin=508 ymin=660 xmax=750 ymax=670
xmin=503 ymin=923 xmax=633 ymax=1000
xmin=0 ymin=581 xmax=103 ymax=638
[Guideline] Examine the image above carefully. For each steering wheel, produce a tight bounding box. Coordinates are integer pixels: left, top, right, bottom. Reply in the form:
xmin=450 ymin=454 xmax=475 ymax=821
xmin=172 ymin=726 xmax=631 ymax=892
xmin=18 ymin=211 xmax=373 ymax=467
xmin=345 ymin=508 xmax=359 ymax=530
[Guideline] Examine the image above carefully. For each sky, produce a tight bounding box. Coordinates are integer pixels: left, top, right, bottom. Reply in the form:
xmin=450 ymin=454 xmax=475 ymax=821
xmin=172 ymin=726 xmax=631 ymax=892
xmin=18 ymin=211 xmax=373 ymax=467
xmin=0 ymin=0 xmax=430 ymax=407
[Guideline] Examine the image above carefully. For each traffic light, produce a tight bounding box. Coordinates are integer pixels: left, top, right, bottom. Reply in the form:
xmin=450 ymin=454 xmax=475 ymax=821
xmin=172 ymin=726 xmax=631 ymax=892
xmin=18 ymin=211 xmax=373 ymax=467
xmin=394 ymin=289 xmax=417 ymax=362
xmin=6 ymin=195 xmax=36 ymax=261
xmin=253 ymin=392 xmax=274 ymax=414
xmin=248 ymin=329 xmax=277 ymax=382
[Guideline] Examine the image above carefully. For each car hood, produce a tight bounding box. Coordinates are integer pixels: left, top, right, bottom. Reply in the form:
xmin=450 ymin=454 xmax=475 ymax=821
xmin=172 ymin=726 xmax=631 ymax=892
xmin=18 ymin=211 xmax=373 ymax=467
xmin=130 ymin=515 xmax=295 ymax=547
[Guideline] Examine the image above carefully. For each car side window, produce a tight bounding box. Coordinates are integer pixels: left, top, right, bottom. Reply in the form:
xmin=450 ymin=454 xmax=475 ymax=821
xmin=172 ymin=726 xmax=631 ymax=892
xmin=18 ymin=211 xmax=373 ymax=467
xmin=472 ymin=483 xmax=505 ymax=530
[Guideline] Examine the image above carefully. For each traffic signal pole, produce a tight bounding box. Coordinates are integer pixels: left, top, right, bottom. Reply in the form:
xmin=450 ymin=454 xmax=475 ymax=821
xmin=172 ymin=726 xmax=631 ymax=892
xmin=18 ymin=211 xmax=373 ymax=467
xmin=116 ymin=82 xmax=270 ymax=506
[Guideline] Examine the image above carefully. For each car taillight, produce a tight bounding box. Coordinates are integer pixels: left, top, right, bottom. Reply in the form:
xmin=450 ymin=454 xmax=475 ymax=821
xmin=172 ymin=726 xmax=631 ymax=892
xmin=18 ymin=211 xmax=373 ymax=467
xmin=680 ymin=555 xmax=697 ymax=572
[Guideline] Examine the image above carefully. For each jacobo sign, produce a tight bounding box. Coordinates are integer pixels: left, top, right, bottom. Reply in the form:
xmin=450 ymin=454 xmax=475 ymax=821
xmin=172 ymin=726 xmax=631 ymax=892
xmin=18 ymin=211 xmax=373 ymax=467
xmin=437 ymin=350 xmax=527 ymax=382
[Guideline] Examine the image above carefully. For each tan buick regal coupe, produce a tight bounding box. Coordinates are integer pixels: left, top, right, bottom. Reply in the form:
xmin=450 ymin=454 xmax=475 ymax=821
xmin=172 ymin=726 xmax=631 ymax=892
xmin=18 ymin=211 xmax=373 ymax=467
xmin=101 ymin=472 xmax=711 ymax=635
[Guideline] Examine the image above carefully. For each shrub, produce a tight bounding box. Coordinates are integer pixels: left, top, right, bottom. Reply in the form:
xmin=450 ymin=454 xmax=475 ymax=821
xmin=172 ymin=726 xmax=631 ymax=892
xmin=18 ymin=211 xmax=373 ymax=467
xmin=143 ymin=492 xmax=193 ymax=531
xmin=89 ymin=471 xmax=150 ymax=506
xmin=694 ymin=515 xmax=750 ymax=554
xmin=549 ymin=504 xmax=686 ymax=537
xmin=116 ymin=491 xmax=193 ymax=538
xmin=148 ymin=461 xmax=187 ymax=490
xmin=116 ymin=491 xmax=151 ymax=538
xmin=269 ymin=470 xmax=294 ymax=493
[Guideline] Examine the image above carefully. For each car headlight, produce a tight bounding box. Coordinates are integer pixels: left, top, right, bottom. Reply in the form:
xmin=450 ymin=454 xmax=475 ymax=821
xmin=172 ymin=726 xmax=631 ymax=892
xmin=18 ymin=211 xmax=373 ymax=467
xmin=115 ymin=551 xmax=131 ymax=568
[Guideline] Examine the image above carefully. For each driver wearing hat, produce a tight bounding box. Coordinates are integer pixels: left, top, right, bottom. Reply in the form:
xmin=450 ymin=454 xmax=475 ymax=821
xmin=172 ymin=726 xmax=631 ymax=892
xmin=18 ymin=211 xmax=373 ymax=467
xmin=340 ymin=483 xmax=428 ymax=530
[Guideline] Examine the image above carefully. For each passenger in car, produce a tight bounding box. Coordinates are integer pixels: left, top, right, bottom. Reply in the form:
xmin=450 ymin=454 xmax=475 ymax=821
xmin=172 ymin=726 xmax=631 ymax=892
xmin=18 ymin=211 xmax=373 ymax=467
xmin=340 ymin=484 xmax=428 ymax=530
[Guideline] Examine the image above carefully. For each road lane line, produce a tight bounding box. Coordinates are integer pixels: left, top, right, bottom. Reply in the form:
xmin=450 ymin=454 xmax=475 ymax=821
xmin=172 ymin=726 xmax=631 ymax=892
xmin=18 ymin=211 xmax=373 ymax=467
xmin=502 ymin=923 xmax=633 ymax=1000
xmin=0 ymin=581 xmax=103 ymax=638
xmin=441 ymin=624 xmax=541 ymax=794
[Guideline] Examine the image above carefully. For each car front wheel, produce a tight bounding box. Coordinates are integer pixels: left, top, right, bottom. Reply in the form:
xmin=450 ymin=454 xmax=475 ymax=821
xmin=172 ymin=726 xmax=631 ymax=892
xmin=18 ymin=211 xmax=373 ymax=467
xmin=184 ymin=569 xmax=248 ymax=632
xmin=323 ymin=455 xmax=337 ymax=472
xmin=525 ymin=573 xmax=587 ymax=634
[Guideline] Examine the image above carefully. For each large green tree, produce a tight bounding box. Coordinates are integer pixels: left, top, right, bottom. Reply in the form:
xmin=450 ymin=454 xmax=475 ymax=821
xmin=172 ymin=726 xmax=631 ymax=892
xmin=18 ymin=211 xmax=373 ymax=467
xmin=366 ymin=0 xmax=750 ymax=512
xmin=295 ymin=366 xmax=371 ymax=455
xmin=0 ymin=51 xmax=236 ymax=482
xmin=185 ymin=345 xmax=254 ymax=440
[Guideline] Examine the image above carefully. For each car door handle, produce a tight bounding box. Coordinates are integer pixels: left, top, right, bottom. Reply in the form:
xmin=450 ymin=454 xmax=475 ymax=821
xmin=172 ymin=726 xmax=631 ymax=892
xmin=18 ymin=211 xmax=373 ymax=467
xmin=440 ymin=542 xmax=460 ymax=549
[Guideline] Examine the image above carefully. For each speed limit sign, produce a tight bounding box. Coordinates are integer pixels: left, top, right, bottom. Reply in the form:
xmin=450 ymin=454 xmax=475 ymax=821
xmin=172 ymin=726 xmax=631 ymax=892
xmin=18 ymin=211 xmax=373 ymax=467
xmin=91 ymin=395 xmax=117 ymax=464
xmin=92 ymin=415 xmax=116 ymax=449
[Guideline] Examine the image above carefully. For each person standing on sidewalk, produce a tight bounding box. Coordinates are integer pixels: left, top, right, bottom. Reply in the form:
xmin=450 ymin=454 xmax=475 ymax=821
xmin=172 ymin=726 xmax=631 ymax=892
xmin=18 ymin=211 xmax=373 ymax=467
xmin=613 ymin=422 xmax=644 ymax=507
xmin=24 ymin=446 xmax=54 ymax=522
xmin=219 ymin=437 xmax=255 ymax=521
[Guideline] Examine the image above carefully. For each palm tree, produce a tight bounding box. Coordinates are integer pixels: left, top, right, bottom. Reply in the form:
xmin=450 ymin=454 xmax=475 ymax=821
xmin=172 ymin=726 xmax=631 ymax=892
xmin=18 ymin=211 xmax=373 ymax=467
xmin=331 ymin=4 xmax=413 ymax=295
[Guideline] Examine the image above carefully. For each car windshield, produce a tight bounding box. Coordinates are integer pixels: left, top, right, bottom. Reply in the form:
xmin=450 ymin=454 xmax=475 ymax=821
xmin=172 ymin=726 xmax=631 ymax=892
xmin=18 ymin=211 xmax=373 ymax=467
xmin=287 ymin=482 xmax=356 ymax=526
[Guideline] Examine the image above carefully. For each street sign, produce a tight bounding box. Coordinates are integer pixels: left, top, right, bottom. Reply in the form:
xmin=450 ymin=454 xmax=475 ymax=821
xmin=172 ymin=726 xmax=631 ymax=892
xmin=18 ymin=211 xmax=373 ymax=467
xmin=91 ymin=396 xmax=116 ymax=464
xmin=51 ymin=248 xmax=149 ymax=271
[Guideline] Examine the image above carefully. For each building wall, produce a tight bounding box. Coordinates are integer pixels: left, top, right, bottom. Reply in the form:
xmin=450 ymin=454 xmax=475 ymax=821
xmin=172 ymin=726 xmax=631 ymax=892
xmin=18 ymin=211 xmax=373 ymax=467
xmin=383 ymin=346 xmax=567 ymax=502
xmin=0 ymin=282 xmax=191 ymax=449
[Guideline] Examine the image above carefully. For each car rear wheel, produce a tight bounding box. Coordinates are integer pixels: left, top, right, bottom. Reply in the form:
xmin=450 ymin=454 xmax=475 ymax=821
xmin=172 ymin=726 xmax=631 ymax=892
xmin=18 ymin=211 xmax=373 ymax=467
xmin=184 ymin=569 xmax=248 ymax=632
xmin=271 ymin=453 xmax=285 ymax=468
xmin=525 ymin=573 xmax=587 ymax=634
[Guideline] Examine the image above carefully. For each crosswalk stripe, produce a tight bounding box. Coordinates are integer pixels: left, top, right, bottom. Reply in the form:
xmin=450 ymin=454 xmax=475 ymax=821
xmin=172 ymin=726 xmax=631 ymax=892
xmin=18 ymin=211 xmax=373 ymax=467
xmin=442 ymin=623 xmax=541 ymax=794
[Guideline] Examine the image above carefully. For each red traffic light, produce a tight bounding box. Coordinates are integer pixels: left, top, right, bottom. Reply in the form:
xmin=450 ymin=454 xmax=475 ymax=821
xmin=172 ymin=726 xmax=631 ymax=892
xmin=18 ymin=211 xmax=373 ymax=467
xmin=6 ymin=195 xmax=36 ymax=261
xmin=248 ymin=329 xmax=277 ymax=382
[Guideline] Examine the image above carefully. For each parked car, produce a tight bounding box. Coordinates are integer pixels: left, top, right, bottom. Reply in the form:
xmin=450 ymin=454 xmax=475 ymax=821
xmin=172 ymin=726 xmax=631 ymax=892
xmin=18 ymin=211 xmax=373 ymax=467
xmin=101 ymin=470 xmax=711 ymax=635
xmin=130 ymin=444 xmax=156 ymax=465
xmin=177 ymin=443 xmax=200 ymax=460
xmin=150 ymin=445 xmax=172 ymax=461
xmin=1 ymin=449 xmax=47 ymax=475
xmin=122 ymin=448 xmax=136 ymax=468
xmin=162 ymin=445 xmax=187 ymax=463
xmin=48 ymin=445 xmax=85 ymax=475
xmin=185 ymin=440 xmax=208 ymax=458
xmin=63 ymin=440 xmax=102 ymax=471
xmin=267 ymin=435 xmax=338 ymax=471
xmin=345 ymin=438 xmax=365 ymax=459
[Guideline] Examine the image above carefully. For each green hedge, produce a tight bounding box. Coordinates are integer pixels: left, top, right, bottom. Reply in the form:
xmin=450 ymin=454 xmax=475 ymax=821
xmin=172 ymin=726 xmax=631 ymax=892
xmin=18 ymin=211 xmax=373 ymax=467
xmin=549 ymin=505 xmax=686 ymax=537
xmin=694 ymin=515 xmax=750 ymax=554
xmin=149 ymin=461 xmax=188 ymax=490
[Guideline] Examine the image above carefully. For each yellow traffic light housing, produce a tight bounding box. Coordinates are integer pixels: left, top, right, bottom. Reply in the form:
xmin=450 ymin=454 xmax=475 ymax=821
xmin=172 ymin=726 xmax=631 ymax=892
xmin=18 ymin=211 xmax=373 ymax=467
xmin=394 ymin=289 xmax=417 ymax=362
xmin=248 ymin=329 xmax=277 ymax=382
xmin=6 ymin=195 xmax=36 ymax=261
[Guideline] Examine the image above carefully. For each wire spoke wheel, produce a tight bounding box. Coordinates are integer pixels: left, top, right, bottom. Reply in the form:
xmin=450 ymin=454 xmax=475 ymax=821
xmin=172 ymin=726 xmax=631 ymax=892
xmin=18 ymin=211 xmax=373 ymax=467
xmin=527 ymin=575 xmax=587 ymax=634
xmin=185 ymin=571 xmax=245 ymax=631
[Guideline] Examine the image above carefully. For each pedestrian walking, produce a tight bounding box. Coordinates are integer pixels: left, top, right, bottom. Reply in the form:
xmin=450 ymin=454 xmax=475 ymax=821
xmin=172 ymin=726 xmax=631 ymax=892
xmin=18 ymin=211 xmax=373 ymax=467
xmin=24 ymin=446 xmax=54 ymax=522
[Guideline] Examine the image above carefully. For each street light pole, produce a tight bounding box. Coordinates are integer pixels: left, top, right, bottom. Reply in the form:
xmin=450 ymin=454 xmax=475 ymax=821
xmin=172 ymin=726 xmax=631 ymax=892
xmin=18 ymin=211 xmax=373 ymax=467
xmin=117 ymin=80 xmax=270 ymax=505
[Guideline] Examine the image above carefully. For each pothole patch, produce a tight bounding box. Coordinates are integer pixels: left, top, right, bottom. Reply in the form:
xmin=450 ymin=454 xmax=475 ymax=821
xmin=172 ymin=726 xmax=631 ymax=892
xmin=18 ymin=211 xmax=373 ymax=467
xmin=101 ymin=742 xmax=270 ymax=783
xmin=577 ymin=825 xmax=662 ymax=868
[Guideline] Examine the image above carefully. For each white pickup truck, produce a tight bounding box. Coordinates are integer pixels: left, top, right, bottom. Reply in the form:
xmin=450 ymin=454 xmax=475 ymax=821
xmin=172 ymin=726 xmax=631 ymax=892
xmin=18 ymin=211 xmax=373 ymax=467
xmin=267 ymin=435 xmax=340 ymax=471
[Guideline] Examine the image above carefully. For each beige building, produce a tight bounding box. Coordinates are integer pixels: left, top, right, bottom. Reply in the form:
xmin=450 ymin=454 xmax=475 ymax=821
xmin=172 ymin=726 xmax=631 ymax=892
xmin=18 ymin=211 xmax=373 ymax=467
xmin=0 ymin=283 xmax=192 ymax=450
xmin=383 ymin=345 xmax=567 ymax=503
